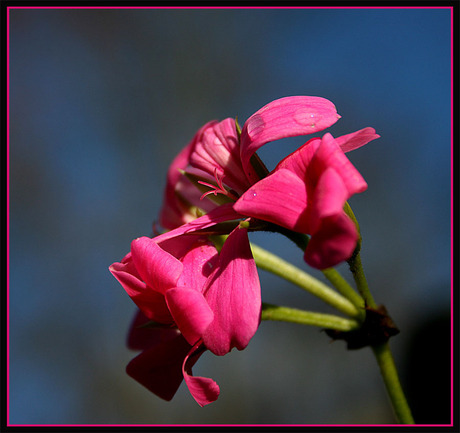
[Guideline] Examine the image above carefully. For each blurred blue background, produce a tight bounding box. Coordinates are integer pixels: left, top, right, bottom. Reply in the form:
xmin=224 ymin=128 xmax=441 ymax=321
xmin=8 ymin=7 xmax=452 ymax=425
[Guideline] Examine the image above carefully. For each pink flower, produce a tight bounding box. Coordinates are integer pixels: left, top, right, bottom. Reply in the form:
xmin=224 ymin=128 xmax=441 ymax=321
xmin=159 ymin=96 xmax=341 ymax=230
xmin=111 ymin=96 xmax=378 ymax=405
xmin=109 ymin=226 xmax=261 ymax=406
xmin=159 ymin=96 xmax=379 ymax=268
xmin=234 ymin=131 xmax=373 ymax=268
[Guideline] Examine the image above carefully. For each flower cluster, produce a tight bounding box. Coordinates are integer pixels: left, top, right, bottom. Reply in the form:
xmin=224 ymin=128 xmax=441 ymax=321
xmin=109 ymin=96 xmax=379 ymax=406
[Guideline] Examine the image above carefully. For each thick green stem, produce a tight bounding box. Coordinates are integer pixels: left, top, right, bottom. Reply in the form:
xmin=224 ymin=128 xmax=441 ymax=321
xmin=372 ymin=342 xmax=415 ymax=424
xmin=250 ymin=243 xmax=360 ymax=318
xmin=261 ymin=303 xmax=360 ymax=331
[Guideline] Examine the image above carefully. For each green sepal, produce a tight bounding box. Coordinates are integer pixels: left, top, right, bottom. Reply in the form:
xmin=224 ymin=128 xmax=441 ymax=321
xmin=239 ymin=220 xmax=250 ymax=229
xmin=249 ymin=152 xmax=270 ymax=180
xmin=325 ymin=304 xmax=399 ymax=350
xmin=344 ymin=201 xmax=362 ymax=257
xmin=235 ymin=116 xmax=242 ymax=138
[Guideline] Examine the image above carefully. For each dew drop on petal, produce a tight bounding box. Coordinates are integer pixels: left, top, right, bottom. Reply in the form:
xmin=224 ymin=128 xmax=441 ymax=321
xmin=244 ymin=189 xmax=257 ymax=200
xmin=293 ymin=107 xmax=322 ymax=127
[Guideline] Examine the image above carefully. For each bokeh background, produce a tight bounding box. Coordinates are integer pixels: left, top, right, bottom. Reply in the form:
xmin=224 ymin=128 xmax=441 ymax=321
xmin=8 ymin=6 xmax=452 ymax=425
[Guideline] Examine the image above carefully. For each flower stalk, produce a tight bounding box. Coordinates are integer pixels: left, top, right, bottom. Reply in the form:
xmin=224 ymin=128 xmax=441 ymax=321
xmin=348 ymin=251 xmax=377 ymax=309
xmin=343 ymin=201 xmax=377 ymax=309
xmin=372 ymin=342 xmax=415 ymax=424
xmin=261 ymin=303 xmax=360 ymax=331
xmin=343 ymin=203 xmax=412 ymax=423
xmin=322 ymin=267 xmax=366 ymax=318
xmin=250 ymin=243 xmax=361 ymax=319
xmin=269 ymin=227 xmax=366 ymax=318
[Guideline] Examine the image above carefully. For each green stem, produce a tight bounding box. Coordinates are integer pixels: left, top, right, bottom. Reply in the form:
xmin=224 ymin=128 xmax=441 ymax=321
xmin=267 ymin=225 xmax=366 ymax=317
xmin=250 ymin=243 xmax=360 ymax=319
xmin=348 ymin=252 xmax=377 ymax=309
xmin=322 ymin=267 xmax=365 ymax=316
xmin=344 ymin=203 xmax=412 ymax=422
xmin=261 ymin=303 xmax=360 ymax=331
xmin=343 ymin=202 xmax=377 ymax=309
xmin=372 ymin=342 xmax=415 ymax=424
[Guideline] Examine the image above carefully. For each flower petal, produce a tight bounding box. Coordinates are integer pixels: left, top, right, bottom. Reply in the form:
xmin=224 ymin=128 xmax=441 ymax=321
xmin=176 ymin=238 xmax=219 ymax=292
xmin=126 ymin=334 xmax=192 ymax=401
xmin=109 ymin=254 xmax=147 ymax=297
xmin=189 ymin=118 xmax=251 ymax=194
xmin=166 ymin=288 xmax=214 ymax=346
xmin=307 ymin=167 xmax=349 ymax=234
xmin=109 ymin=256 xmax=173 ymax=323
xmin=234 ymin=168 xmax=310 ymax=233
xmin=275 ymin=137 xmax=321 ymax=178
xmin=240 ymin=96 xmax=340 ymax=182
xmin=304 ymin=212 xmax=358 ymax=269
xmin=310 ymin=133 xmax=368 ymax=196
xmin=126 ymin=310 xmax=180 ymax=351
xmin=130 ymin=237 xmax=183 ymax=295
xmin=335 ymin=127 xmax=380 ymax=153
xmin=202 ymin=227 xmax=261 ymax=356
xmin=155 ymin=203 xmax=242 ymax=244
xmin=159 ymin=121 xmax=218 ymax=229
xmin=183 ymin=342 xmax=220 ymax=407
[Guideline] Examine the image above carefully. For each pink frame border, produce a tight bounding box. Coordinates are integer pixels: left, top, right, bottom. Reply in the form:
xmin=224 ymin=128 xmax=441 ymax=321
xmin=5 ymin=4 xmax=456 ymax=429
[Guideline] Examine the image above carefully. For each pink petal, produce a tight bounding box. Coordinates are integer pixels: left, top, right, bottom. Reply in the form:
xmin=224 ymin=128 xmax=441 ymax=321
xmin=166 ymin=288 xmax=214 ymax=346
xmin=183 ymin=342 xmax=220 ymax=407
xmin=159 ymin=121 xmax=218 ymax=229
xmin=275 ymin=132 xmax=367 ymax=213
xmin=126 ymin=334 xmax=192 ymax=401
xmin=176 ymin=238 xmax=219 ymax=291
xmin=109 ymin=254 xmax=147 ymax=297
xmin=240 ymin=96 xmax=340 ymax=182
xmin=335 ymin=127 xmax=380 ymax=153
xmin=158 ymin=234 xmax=214 ymax=264
xmin=189 ymin=118 xmax=251 ymax=194
xmin=304 ymin=212 xmax=358 ymax=269
xmin=155 ymin=203 xmax=242 ymax=244
xmin=310 ymin=133 xmax=368 ymax=196
xmin=202 ymin=227 xmax=261 ymax=356
xmin=109 ymin=258 xmax=173 ymax=323
xmin=307 ymin=167 xmax=349 ymax=234
xmin=126 ymin=310 xmax=180 ymax=351
xmin=130 ymin=237 xmax=183 ymax=295
xmin=275 ymin=137 xmax=321 ymax=179
xmin=234 ymin=168 xmax=310 ymax=233
xmin=160 ymin=173 xmax=217 ymax=229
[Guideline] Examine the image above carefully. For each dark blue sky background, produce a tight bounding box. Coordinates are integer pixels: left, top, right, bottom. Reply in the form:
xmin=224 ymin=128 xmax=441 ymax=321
xmin=8 ymin=7 xmax=452 ymax=425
